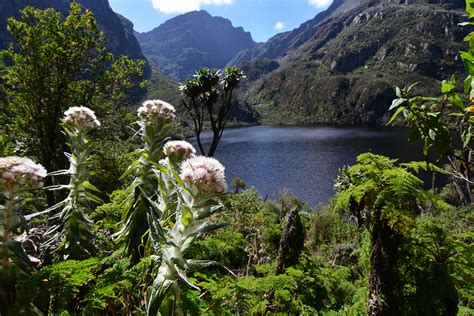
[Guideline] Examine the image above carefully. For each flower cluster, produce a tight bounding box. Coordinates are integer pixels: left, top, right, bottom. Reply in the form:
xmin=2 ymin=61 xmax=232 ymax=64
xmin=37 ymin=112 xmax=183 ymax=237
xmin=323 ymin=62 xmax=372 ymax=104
xmin=137 ymin=99 xmax=176 ymax=122
xmin=180 ymin=156 xmax=227 ymax=195
xmin=163 ymin=140 xmax=196 ymax=164
xmin=64 ymin=106 xmax=101 ymax=131
xmin=0 ymin=156 xmax=47 ymax=190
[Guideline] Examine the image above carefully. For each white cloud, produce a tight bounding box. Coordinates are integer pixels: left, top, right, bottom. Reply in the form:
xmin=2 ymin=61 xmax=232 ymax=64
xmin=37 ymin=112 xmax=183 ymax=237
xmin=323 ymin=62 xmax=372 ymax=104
xmin=151 ymin=0 xmax=234 ymax=14
xmin=274 ymin=21 xmax=285 ymax=30
xmin=308 ymin=0 xmax=332 ymax=8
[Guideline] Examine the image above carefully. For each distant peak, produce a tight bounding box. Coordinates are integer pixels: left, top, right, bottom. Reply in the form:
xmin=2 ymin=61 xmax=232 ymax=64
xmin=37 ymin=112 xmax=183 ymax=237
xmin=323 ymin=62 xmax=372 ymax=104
xmin=176 ymin=9 xmax=213 ymax=20
xmin=186 ymin=10 xmax=211 ymax=16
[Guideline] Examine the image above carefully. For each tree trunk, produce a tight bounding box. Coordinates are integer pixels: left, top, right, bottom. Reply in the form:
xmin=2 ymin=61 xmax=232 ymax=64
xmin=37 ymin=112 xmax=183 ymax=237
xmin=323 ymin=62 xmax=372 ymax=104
xmin=207 ymin=131 xmax=221 ymax=157
xmin=368 ymin=211 xmax=400 ymax=316
xmin=276 ymin=209 xmax=304 ymax=275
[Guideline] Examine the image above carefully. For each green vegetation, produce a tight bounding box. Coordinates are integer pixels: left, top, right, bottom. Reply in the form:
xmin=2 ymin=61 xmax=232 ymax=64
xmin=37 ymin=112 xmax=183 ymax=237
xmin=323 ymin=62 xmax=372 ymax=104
xmin=145 ymin=69 xmax=181 ymax=107
xmin=1 ymin=3 xmax=145 ymax=204
xmin=0 ymin=1 xmax=473 ymax=316
xmin=335 ymin=154 xmax=455 ymax=314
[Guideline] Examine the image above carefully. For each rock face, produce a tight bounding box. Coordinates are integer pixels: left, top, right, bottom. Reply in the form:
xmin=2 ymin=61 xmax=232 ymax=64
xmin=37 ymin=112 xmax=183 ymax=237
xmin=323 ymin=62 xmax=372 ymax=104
xmin=238 ymin=0 xmax=467 ymax=124
xmin=136 ymin=10 xmax=256 ymax=81
xmin=0 ymin=0 xmax=150 ymax=76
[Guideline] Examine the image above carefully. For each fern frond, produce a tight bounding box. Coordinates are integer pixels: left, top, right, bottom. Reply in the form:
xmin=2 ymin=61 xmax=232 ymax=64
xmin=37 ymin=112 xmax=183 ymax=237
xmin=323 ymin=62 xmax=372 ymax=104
xmin=382 ymin=168 xmax=424 ymax=202
xmin=400 ymin=161 xmax=446 ymax=174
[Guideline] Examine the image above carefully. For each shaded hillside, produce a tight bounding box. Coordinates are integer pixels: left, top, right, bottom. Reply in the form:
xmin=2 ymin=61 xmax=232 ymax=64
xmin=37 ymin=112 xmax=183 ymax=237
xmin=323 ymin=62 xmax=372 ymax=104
xmin=136 ymin=10 xmax=256 ymax=81
xmin=239 ymin=0 xmax=467 ymax=124
xmin=145 ymin=70 xmax=181 ymax=108
xmin=0 ymin=0 xmax=150 ymax=77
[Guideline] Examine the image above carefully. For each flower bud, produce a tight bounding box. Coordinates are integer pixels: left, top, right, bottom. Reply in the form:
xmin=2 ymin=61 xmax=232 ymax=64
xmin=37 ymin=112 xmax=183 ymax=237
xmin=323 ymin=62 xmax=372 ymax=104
xmin=0 ymin=156 xmax=47 ymax=191
xmin=179 ymin=156 xmax=226 ymax=195
xmin=137 ymin=99 xmax=176 ymax=122
xmin=163 ymin=141 xmax=196 ymax=164
xmin=63 ymin=106 xmax=101 ymax=131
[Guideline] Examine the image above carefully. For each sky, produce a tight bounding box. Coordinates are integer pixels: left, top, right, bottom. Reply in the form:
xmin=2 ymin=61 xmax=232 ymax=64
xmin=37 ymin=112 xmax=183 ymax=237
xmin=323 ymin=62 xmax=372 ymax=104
xmin=108 ymin=0 xmax=332 ymax=42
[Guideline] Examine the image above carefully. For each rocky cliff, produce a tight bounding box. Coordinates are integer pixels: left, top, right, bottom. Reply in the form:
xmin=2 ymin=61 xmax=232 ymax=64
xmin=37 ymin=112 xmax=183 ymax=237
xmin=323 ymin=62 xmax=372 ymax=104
xmin=136 ymin=10 xmax=256 ymax=81
xmin=239 ymin=0 xmax=467 ymax=124
xmin=0 ymin=0 xmax=150 ymax=76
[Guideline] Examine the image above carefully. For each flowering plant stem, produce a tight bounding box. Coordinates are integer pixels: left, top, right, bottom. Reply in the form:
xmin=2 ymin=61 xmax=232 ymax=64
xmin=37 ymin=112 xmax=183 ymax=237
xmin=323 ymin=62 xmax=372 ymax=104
xmin=46 ymin=108 xmax=101 ymax=260
xmin=1 ymin=192 xmax=15 ymax=311
xmin=116 ymin=100 xmax=176 ymax=263
xmin=0 ymin=156 xmax=46 ymax=313
xmin=147 ymin=156 xmax=227 ymax=316
xmin=1 ymin=193 xmax=13 ymax=273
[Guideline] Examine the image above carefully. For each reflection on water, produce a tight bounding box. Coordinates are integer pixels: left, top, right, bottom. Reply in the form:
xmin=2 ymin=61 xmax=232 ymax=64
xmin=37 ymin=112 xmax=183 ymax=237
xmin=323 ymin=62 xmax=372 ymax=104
xmin=195 ymin=125 xmax=422 ymax=206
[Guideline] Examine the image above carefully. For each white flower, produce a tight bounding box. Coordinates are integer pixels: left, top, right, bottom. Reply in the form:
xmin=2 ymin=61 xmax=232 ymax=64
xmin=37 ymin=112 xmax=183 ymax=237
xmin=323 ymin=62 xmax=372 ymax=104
xmin=164 ymin=141 xmax=196 ymax=163
xmin=0 ymin=156 xmax=47 ymax=190
xmin=64 ymin=106 xmax=101 ymax=130
xmin=137 ymin=100 xmax=176 ymax=122
xmin=137 ymin=99 xmax=176 ymax=122
xmin=179 ymin=156 xmax=226 ymax=195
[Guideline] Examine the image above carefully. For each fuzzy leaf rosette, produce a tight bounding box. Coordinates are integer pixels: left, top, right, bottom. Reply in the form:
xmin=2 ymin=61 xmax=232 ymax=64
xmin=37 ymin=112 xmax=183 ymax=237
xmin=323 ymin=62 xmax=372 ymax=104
xmin=0 ymin=156 xmax=47 ymax=192
xmin=137 ymin=99 xmax=176 ymax=123
xmin=179 ymin=156 xmax=227 ymax=196
xmin=63 ymin=106 xmax=101 ymax=131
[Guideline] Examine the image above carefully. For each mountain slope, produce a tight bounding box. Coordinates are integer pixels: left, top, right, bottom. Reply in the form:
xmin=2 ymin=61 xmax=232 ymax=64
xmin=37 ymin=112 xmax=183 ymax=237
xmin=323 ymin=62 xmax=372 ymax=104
xmin=229 ymin=0 xmax=364 ymax=66
xmin=239 ymin=0 xmax=467 ymax=124
xmin=136 ymin=10 xmax=256 ymax=81
xmin=0 ymin=0 xmax=150 ymax=76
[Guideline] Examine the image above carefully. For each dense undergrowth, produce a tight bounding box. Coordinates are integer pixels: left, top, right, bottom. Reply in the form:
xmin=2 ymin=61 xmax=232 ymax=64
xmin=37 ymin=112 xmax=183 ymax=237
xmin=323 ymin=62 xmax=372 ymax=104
xmin=5 ymin=186 xmax=473 ymax=315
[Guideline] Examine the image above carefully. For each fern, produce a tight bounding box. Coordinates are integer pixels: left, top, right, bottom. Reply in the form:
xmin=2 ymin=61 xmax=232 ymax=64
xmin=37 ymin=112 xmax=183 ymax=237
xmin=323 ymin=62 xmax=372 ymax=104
xmin=381 ymin=168 xmax=423 ymax=202
xmin=32 ymin=258 xmax=101 ymax=313
xmin=334 ymin=153 xmax=457 ymax=314
xmin=400 ymin=161 xmax=446 ymax=174
xmin=335 ymin=153 xmax=439 ymax=217
xmin=83 ymin=255 xmax=152 ymax=314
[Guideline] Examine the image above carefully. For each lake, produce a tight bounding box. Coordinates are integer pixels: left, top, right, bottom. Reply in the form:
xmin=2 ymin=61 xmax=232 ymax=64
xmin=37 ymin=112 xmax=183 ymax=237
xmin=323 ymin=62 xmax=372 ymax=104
xmin=196 ymin=125 xmax=423 ymax=206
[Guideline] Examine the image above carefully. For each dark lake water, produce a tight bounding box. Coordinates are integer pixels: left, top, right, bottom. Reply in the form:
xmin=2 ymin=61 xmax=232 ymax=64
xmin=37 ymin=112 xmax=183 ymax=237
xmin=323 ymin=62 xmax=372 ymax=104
xmin=196 ymin=125 xmax=423 ymax=206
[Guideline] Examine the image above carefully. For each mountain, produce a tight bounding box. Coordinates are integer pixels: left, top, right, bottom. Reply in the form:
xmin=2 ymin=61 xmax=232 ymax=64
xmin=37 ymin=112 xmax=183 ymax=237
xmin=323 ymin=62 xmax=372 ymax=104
xmin=237 ymin=0 xmax=467 ymax=124
xmin=0 ymin=0 xmax=150 ymax=77
xmin=136 ymin=10 xmax=256 ymax=81
xmin=229 ymin=0 xmax=364 ymax=66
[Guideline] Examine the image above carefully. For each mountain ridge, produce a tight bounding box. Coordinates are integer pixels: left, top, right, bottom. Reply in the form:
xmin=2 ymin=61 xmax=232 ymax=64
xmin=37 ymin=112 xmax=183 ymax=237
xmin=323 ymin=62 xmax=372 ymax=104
xmin=136 ymin=10 xmax=256 ymax=81
xmin=236 ymin=0 xmax=467 ymax=124
xmin=228 ymin=0 xmax=364 ymax=66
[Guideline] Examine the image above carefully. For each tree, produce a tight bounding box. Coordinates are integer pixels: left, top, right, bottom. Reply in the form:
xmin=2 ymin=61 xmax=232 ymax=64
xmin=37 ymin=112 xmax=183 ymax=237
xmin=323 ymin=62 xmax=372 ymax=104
xmin=181 ymin=67 xmax=245 ymax=157
xmin=335 ymin=154 xmax=451 ymax=315
xmin=0 ymin=60 xmax=13 ymax=157
xmin=1 ymin=3 xmax=145 ymax=205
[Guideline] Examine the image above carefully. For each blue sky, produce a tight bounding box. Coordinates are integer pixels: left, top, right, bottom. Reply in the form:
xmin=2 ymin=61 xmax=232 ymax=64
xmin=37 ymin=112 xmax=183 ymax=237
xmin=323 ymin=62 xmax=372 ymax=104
xmin=109 ymin=0 xmax=332 ymax=42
